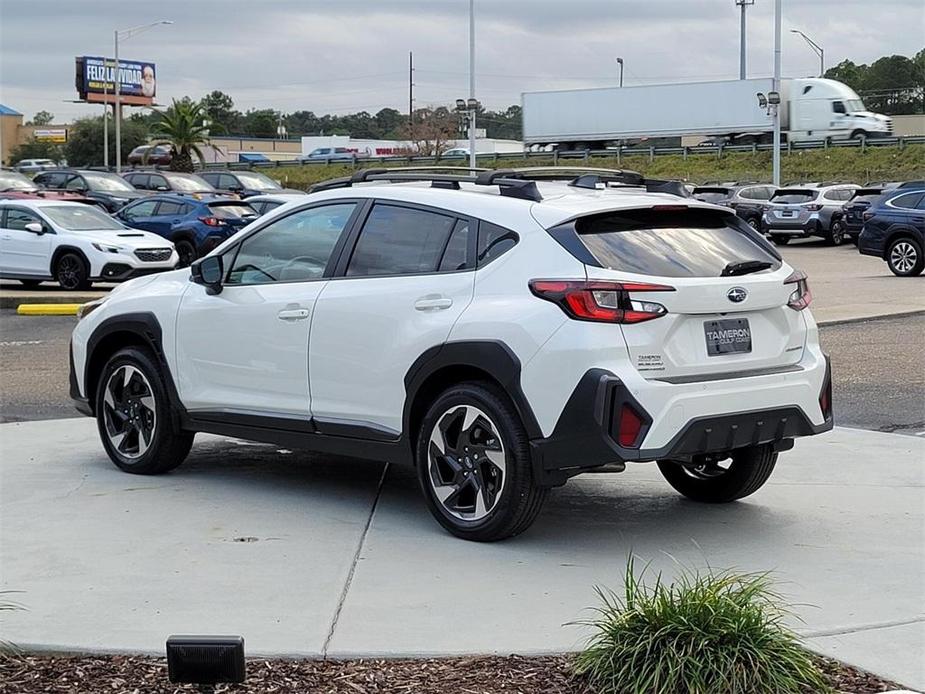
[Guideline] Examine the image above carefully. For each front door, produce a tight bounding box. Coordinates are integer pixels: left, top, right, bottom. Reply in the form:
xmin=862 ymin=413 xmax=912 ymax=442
xmin=175 ymin=201 xmax=361 ymax=417
xmin=0 ymin=207 xmax=53 ymax=276
xmin=309 ymin=203 xmax=475 ymax=436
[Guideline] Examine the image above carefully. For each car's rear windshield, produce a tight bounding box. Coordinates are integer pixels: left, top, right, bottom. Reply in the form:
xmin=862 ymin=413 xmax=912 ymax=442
xmin=208 ymin=202 xmax=257 ymax=219
xmin=571 ymin=208 xmax=780 ymax=278
xmin=770 ymin=189 xmax=817 ymax=203
xmin=42 ymin=205 xmax=126 ymax=230
xmin=691 ymin=187 xmax=730 ymax=203
xmin=168 ymin=174 xmax=213 ymax=192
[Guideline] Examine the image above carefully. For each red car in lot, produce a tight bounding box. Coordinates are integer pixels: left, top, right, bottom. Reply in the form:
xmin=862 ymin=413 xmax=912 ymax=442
xmin=0 ymin=170 xmax=98 ymax=207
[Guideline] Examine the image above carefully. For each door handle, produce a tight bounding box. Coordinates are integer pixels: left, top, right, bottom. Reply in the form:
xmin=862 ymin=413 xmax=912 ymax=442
xmin=277 ymin=308 xmax=310 ymax=321
xmin=414 ymin=296 xmax=453 ymax=311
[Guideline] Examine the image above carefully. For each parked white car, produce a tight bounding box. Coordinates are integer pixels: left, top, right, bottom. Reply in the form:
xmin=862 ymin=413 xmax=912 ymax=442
xmin=14 ymin=158 xmax=58 ymax=174
xmin=0 ymin=200 xmax=178 ymax=289
xmin=70 ymin=168 xmax=832 ymax=541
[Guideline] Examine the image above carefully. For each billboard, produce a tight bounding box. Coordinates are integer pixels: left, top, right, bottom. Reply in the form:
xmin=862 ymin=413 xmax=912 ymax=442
xmin=75 ymin=56 xmax=156 ymax=106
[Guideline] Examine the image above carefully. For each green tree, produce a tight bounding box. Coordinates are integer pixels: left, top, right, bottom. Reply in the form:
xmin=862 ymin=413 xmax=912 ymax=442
xmin=200 ymin=90 xmax=240 ymax=135
xmin=27 ymin=110 xmax=55 ymax=126
xmin=242 ymin=108 xmax=279 ymax=138
xmin=374 ymin=108 xmax=405 ymax=138
xmin=64 ymin=116 xmax=149 ymax=167
xmin=148 ymin=99 xmax=215 ymax=172
xmin=9 ymin=139 xmax=63 ymax=164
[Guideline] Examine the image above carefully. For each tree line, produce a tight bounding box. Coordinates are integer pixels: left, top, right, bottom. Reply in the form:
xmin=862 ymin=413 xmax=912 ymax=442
xmin=825 ymin=48 xmax=924 ymax=115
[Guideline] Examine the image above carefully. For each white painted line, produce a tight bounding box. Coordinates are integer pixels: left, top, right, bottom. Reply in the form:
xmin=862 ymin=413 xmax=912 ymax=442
xmin=0 ymin=340 xmax=44 ymax=347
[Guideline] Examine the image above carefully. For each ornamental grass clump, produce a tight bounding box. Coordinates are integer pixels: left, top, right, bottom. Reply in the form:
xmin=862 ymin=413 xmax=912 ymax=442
xmin=573 ymin=559 xmax=830 ymax=694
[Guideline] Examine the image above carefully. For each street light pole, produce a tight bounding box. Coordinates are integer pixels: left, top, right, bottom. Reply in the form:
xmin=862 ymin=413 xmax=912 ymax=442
xmin=468 ymin=0 xmax=476 ymax=170
xmin=103 ymin=61 xmax=109 ymax=168
xmin=113 ymin=20 xmax=172 ymax=173
xmin=734 ymin=0 xmax=754 ymax=80
xmin=773 ymin=0 xmax=782 ymax=186
xmin=616 ymin=57 xmax=624 ymax=87
xmin=790 ymin=29 xmax=824 ymax=77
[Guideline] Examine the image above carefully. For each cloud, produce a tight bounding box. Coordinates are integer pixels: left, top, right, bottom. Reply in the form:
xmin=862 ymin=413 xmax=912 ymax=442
xmin=0 ymin=0 xmax=921 ymax=122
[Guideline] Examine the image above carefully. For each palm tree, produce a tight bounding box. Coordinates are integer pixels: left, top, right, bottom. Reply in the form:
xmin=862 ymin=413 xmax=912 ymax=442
xmin=148 ymin=99 xmax=215 ymax=172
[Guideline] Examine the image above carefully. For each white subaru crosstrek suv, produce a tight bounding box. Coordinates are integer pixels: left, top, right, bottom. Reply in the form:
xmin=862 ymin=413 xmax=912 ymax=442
xmin=0 ymin=200 xmax=178 ymax=290
xmin=69 ymin=168 xmax=833 ymax=541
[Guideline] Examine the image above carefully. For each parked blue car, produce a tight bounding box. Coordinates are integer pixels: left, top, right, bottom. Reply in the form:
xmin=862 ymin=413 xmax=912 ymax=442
xmin=116 ymin=194 xmax=258 ymax=267
xmin=858 ymin=188 xmax=925 ymax=276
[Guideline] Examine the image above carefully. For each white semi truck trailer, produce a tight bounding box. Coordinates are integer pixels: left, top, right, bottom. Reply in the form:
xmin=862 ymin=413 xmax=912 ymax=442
xmin=522 ymin=78 xmax=892 ymax=150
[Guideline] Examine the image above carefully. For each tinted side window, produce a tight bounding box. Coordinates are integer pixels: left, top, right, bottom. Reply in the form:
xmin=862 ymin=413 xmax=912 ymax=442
xmin=122 ymin=200 xmax=160 ymax=219
xmin=833 ymin=101 xmax=846 ymax=114
xmin=157 ymin=201 xmax=187 ymax=216
xmin=4 ymin=208 xmax=42 ymax=231
xmin=200 ymin=173 xmax=218 ymax=186
xmin=438 ymin=220 xmax=471 ymax=272
xmin=891 ymin=193 xmax=924 ymax=210
xmin=150 ymin=175 xmax=168 ymax=190
xmin=739 ymin=187 xmax=761 ymax=200
xmin=227 ymin=203 xmax=356 ymax=284
xmin=65 ymin=175 xmax=86 ymax=191
xmin=477 ymin=222 xmax=518 ymax=266
xmin=218 ymin=174 xmax=239 ymax=189
xmin=346 ymin=204 xmax=456 ymax=277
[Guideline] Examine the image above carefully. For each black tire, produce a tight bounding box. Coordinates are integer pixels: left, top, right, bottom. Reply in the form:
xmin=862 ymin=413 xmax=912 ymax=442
xmin=770 ymin=234 xmax=790 ymax=246
xmin=415 ymin=382 xmax=547 ymax=542
xmin=886 ymin=236 xmax=924 ymax=277
xmin=850 ymin=130 xmax=868 ymax=140
xmin=95 ymin=346 xmax=194 ymax=475
xmin=173 ymin=239 xmax=197 ymax=268
xmin=18 ymin=279 xmax=42 ymax=288
xmin=827 ymin=218 xmax=847 ymax=246
xmin=55 ymin=252 xmax=91 ymax=290
xmin=657 ymin=444 xmax=777 ymax=503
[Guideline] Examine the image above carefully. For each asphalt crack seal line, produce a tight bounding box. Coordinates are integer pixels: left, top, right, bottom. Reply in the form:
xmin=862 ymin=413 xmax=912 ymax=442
xmin=321 ymin=462 xmax=390 ymax=658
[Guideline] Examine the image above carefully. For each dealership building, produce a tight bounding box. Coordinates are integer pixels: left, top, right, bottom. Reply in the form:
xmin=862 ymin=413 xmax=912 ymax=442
xmin=0 ymin=104 xmax=70 ymax=166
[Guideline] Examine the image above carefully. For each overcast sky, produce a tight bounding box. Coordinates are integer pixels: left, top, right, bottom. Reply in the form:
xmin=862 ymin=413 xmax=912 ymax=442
xmin=1 ymin=0 xmax=922 ymax=123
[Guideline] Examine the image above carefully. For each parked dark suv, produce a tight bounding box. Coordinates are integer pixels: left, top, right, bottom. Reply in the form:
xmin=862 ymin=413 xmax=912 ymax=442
xmin=123 ymin=171 xmax=223 ymax=199
xmin=33 ymin=169 xmax=148 ymax=212
xmin=837 ymin=188 xmax=888 ymax=243
xmin=691 ymin=184 xmax=777 ymax=231
xmin=199 ymin=170 xmax=304 ymax=198
xmin=858 ymin=188 xmax=925 ymax=276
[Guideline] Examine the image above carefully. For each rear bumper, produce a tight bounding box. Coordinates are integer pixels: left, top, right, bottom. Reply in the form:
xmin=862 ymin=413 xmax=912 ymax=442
xmin=530 ymin=354 xmax=833 ymax=486
xmin=763 ymin=215 xmax=820 ymax=236
xmin=69 ymin=343 xmax=93 ymax=417
xmin=857 ymin=233 xmax=885 ymax=258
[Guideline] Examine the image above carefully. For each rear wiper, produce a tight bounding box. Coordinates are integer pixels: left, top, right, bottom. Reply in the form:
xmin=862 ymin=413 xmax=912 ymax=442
xmin=721 ymin=260 xmax=774 ymax=277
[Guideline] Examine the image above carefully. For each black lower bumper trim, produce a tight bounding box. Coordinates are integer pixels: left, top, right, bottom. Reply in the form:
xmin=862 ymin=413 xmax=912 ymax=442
xmin=69 ymin=342 xmax=94 ymax=417
xmin=530 ymin=362 xmax=833 ymax=486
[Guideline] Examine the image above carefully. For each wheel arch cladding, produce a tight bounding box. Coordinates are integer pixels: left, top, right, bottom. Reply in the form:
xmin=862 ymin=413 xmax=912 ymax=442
xmin=403 ymin=341 xmax=543 ymax=458
xmin=84 ymin=312 xmax=180 ymax=420
xmin=50 ymin=245 xmax=90 ymax=276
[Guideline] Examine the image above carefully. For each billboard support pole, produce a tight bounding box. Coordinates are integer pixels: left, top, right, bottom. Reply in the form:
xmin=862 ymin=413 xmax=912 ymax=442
xmin=114 ymin=30 xmax=122 ymax=173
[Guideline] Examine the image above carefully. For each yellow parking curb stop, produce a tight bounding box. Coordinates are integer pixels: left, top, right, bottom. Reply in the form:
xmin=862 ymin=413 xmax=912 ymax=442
xmin=16 ymin=303 xmax=83 ymax=316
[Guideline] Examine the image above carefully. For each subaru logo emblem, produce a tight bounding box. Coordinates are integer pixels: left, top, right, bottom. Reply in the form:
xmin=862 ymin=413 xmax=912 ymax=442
xmin=727 ymin=287 xmax=748 ymax=303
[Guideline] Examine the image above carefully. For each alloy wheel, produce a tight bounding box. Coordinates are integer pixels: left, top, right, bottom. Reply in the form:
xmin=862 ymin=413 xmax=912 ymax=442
xmin=102 ymin=365 xmax=157 ymax=460
xmin=890 ymin=241 xmax=917 ymax=274
xmin=57 ymin=255 xmax=83 ymax=290
xmin=830 ymin=221 xmax=845 ymax=245
xmin=427 ymin=405 xmax=506 ymax=522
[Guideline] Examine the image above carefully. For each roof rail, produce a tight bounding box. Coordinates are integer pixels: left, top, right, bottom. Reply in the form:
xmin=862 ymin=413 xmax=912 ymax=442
xmin=308 ymin=166 xmax=689 ymax=202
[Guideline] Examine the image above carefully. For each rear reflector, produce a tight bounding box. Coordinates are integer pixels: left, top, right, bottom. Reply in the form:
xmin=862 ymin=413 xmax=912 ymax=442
xmin=617 ymin=403 xmax=645 ymax=447
xmin=784 ymin=269 xmax=812 ymax=311
xmin=529 ymin=279 xmax=674 ymax=324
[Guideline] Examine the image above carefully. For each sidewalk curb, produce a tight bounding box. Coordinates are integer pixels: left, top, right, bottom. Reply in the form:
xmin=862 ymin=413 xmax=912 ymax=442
xmin=816 ymin=308 xmax=925 ymax=327
xmin=1 ymin=294 xmax=100 ymax=310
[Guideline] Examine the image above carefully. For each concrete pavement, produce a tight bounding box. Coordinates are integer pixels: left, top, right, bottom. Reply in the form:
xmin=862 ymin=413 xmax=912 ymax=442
xmin=1 ymin=419 xmax=922 ymax=689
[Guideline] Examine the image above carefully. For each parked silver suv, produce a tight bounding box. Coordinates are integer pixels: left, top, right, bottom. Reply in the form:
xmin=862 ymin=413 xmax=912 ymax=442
xmin=763 ymin=183 xmax=859 ymax=246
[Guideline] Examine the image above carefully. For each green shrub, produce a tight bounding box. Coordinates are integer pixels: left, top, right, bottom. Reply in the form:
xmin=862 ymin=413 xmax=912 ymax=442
xmin=573 ymin=559 xmax=830 ymax=694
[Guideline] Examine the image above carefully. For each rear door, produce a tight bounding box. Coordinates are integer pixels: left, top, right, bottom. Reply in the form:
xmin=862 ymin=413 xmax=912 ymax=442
xmin=308 ymin=202 xmax=476 ymax=435
xmin=577 ymin=207 xmax=807 ymax=381
xmin=147 ymin=200 xmax=190 ymax=235
xmin=119 ymin=199 xmax=162 ymax=232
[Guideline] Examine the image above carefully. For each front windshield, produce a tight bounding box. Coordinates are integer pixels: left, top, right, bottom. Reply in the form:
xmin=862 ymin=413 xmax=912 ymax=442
xmin=235 ymin=172 xmax=281 ymax=190
xmin=82 ymin=172 xmax=137 ymax=192
xmin=846 ymin=98 xmax=865 ymax=112
xmin=0 ymin=172 xmax=36 ymax=190
xmin=42 ymin=205 xmax=127 ymax=231
xmin=168 ymin=174 xmax=214 ymax=192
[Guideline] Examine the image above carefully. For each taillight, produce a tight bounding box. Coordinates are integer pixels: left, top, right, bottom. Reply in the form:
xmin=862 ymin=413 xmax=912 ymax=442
xmin=617 ymin=403 xmax=645 ymax=447
xmin=529 ymin=280 xmax=675 ymax=324
xmin=805 ymin=204 xmax=823 ymax=212
xmin=198 ymin=216 xmax=223 ymax=227
xmin=784 ymin=269 xmax=812 ymax=311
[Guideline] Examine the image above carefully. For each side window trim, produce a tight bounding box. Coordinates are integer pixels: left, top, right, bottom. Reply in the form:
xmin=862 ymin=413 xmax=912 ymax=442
xmin=332 ymin=199 xmax=477 ymax=279
xmin=221 ymin=198 xmax=368 ymax=285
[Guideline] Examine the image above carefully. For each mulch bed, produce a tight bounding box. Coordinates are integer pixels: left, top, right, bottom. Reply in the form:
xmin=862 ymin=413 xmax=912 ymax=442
xmin=0 ymin=653 xmax=907 ymax=693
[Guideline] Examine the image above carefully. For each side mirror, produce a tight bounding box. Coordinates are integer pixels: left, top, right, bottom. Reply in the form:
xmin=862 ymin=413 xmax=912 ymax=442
xmin=24 ymin=222 xmax=46 ymax=234
xmin=190 ymin=254 xmax=224 ymax=295
xmin=156 ymin=185 xmax=169 ymax=191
